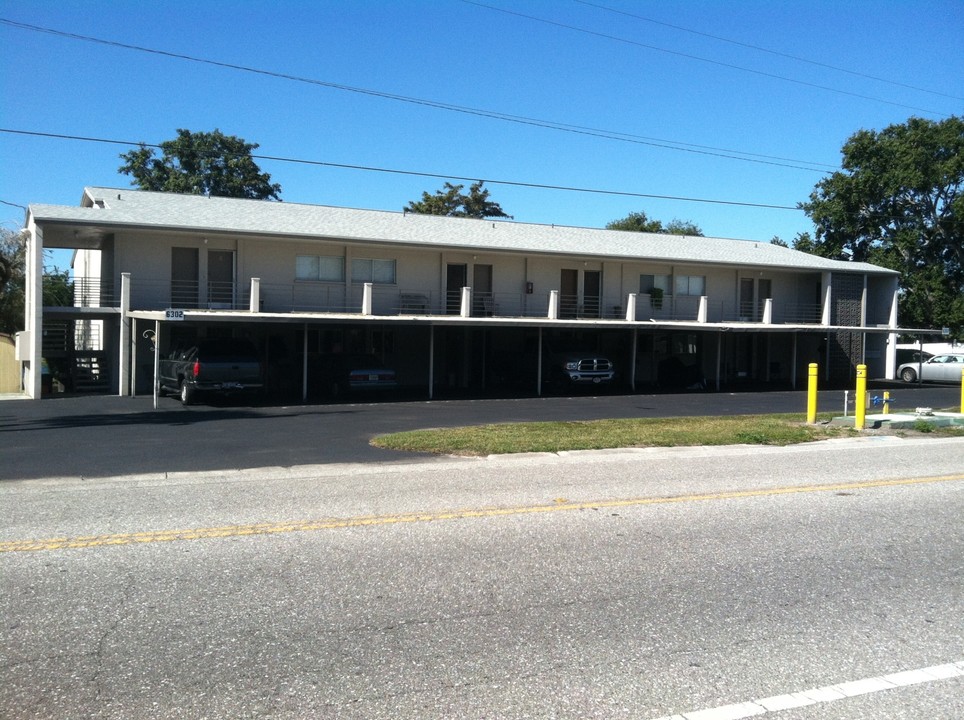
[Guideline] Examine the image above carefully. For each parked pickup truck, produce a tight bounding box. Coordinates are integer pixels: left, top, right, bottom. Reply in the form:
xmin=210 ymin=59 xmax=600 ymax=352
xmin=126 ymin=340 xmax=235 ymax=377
xmin=546 ymin=350 xmax=615 ymax=390
xmin=159 ymin=338 xmax=264 ymax=404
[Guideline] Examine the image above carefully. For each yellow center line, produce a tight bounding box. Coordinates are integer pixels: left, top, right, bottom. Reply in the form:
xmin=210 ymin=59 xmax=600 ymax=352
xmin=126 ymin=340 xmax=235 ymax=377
xmin=2 ymin=474 xmax=962 ymax=554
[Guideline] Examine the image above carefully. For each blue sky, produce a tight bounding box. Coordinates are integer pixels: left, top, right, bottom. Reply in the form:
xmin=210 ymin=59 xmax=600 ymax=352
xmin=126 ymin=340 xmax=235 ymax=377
xmin=1 ymin=0 xmax=962 ymax=271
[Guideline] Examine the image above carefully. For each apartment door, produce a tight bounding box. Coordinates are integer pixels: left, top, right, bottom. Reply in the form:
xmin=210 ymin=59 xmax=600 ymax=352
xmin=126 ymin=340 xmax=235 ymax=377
xmin=560 ymin=269 xmax=578 ymax=319
xmin=759 ymin=278 xmax=772 ymax=319
xmin=446 ymin=263 xmax=467 ymax=314
xmin=208 ymin=250 xmax=235 ymax=307
xmin=739 ymin=278 xmax=755 ymax=320
xmin=583 ymin=270 xmax=601 ymax=318
xmin=473 ymin=264 xmax=493 ymax=315
xmin=171 ymin=247 xmax=199 ymax=307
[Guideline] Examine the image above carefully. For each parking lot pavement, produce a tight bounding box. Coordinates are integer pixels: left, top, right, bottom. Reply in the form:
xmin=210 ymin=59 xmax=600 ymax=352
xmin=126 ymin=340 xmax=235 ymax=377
xmin=2 ymin=383 xmax=961 ymax=481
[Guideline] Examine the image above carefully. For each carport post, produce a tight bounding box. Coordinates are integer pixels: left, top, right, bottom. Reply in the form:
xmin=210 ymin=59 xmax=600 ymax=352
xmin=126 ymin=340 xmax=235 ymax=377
xmin=153 ymin=319 xmax=160 ymax=410
xmin=715 ymin=332 xmax=722 ymax=392
xmin=630 ymin=328 xmax=637 ymax=392
xmin=130 ymin=317 xmax=137 ymax=396
xmin=118 ymin=272 xmax=131 ymax=396
xmin=428 ymin=325 xmax=435 ymax=400
xmin=537 ymin=327 xmax=543 ymax=396
xmin=302 ymin=322 xmax=308 ymax=402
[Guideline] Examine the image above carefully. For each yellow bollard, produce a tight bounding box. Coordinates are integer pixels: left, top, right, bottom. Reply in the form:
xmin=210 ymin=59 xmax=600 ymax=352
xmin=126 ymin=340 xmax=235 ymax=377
xmin=807 ymin=363 xmax=818 ymax=424
xmin=883 ymin=390 xmax=891 ymax=415
xmin=855 ymin=364 xmax=867 ymax=429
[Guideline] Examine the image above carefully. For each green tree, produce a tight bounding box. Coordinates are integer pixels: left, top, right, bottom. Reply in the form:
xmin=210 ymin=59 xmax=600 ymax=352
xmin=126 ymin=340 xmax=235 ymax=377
xmin=606 ymin=211 xmax=703 ymax=236
xmin=119 ymin=129 xmax=282 ymax=200
xmin=665 ymin=218 xmax=704 ymax=236
xmin=405 ymin=181 xmax=510 ymax=219
xmin=0 ymin=228 xmax=25 ymax=333
xmin=0 ymin=229 xmax=76 ymax=333
xmin=800 ymin=116 xmax=963 ymax=334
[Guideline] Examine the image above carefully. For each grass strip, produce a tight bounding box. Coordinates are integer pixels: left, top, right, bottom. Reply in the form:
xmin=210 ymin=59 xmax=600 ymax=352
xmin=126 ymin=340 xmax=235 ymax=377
xmin=371 ymin=413 xmax=860 ymax=456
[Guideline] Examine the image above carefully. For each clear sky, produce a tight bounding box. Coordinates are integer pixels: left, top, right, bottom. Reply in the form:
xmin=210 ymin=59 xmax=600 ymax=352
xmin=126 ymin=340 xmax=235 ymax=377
xmin=1 ymin=0 xmax=962 ymax=272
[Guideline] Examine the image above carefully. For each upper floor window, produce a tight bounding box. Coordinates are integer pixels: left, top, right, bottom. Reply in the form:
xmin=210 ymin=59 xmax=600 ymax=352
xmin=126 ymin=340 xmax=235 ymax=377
xmin=296 ymin=255 xmax=344 ymax=282
xmin=352 ymin=258 xmax=396 ymax=284
xmin=640 ymin=274 xmax=672 ymax=295
xmin=675 ymin=275 xmax=705 ymax=296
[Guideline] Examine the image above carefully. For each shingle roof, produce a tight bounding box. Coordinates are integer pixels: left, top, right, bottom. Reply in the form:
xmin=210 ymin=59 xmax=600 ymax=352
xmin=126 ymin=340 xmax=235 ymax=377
xmin=28 ymin=186 xmax=896 ymax=275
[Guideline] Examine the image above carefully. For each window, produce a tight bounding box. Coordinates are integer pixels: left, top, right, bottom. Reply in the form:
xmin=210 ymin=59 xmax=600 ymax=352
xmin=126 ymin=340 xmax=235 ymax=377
xmin=675 ymin=275 xmax=705 ymax=296
xmin=640 ymin=274 xmax=672 ymax=295
xmin=296 ymin=255 xmax=344 ymax=282
xmin=351 ymin=258 xmax=396 ymax=284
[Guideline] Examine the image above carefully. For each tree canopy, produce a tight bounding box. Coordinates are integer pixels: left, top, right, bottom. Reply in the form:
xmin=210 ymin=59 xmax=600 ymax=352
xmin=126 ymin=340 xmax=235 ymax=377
xmin=606 ymin=210 xmax=704 ymax=236
xmin=119 ymin=129 xmax=282 ymax=200
xmin=405 ymin=181 xmax=511 ymax=219
xmin=799 ymin=115 xmax=963 ymax=335
xmin=0 ymin=229 xmax=74 ymax=334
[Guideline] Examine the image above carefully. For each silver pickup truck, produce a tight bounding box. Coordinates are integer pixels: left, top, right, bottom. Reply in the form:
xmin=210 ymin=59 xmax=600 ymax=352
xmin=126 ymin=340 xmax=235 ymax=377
xmin=547 ymin=350 xmax=615 ymax=390
xmin=159 ymin=338 xmax=264 ymax=404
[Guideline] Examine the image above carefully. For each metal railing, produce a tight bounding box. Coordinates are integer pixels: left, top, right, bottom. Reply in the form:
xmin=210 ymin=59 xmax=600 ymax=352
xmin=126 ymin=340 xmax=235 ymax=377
xmin=60 ymin=275 xmax=838 ymax=327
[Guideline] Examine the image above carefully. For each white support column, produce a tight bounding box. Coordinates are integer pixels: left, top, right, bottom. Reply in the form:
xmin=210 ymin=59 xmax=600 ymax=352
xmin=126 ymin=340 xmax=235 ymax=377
xmin=821 ymin=274 xmax=832 ymax=326
xmin=548 ymin=290 xmax=559 ymax=320
xmin=625 ymin=293 xmax=637 ymax=322
xmin=24 ymin=221 xmax=43 ymax=399
xmin=762 ymin=297 xmax=773 ymax=324
xmin=460 ymin=286 xmax=472 ymax=318
xmin=130 ymin=318 xmax=138 ymax=396
xmin=362 ymin=282 xmax=373 ymax=316
xmin=118 ymin=272 xmax=131 ymax=396
xmin=249 ymin=277 xmax=261 ymax=313
xmin=697 ymin=295 xmax=708 ymax=323
xmin=884 ymin=286 xmax=898 ymax=378
xmin=152 ymin=319 xmax=160 ymax=410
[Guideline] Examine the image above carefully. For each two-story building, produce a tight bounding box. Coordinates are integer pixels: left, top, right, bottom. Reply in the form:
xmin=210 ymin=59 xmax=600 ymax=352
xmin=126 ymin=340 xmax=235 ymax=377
xmin=19 ymin=186 xmax=909 ymax=401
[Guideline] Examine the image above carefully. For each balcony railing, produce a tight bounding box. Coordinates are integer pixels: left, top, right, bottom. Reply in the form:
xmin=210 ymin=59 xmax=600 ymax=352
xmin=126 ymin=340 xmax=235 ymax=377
xmin=56 ymin=276 xmax=836 ymax=327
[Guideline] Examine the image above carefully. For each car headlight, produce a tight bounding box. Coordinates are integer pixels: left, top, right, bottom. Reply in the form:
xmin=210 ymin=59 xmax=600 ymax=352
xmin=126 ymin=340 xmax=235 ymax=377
xmin=565 ymin=361 xmax=579 ymax=370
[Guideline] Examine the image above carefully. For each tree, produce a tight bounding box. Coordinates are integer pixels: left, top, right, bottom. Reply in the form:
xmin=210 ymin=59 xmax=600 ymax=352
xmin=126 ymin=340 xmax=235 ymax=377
xmin=664 ymin=218 xmax=704 ymax=236
xmin=119 ymin=129 xmax=282 ymax=200
xmin=0 ymin=229 xmax=76 ymax=334
xmin=606 ymin=211 xmax=703 ymax=236
xmin=0 ymin=228 xmax=26 ymax=333
xmin=405 ymin=181 xmax=510 ymax=219
xmin=800 ymin=116 xmax=963 ymax=334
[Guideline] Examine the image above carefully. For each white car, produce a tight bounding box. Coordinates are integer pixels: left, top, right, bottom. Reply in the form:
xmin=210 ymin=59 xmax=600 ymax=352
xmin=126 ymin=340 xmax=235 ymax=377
xmin=897 ymin=353 xmax=964 ymax=383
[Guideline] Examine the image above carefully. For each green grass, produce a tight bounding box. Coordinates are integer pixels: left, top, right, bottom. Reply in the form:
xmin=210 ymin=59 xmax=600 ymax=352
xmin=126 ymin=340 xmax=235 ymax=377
xmin=371 ymin=413 xmax=858 ymax=456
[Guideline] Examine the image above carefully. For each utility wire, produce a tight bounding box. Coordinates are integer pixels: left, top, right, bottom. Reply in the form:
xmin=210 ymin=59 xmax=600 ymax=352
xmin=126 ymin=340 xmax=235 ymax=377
xmin=0 ymin=17 xmax=836 ymax=173
xmin=463 ymin=1 xmax=952 ymax=118
xmin=574 ymin=0 xmax=964 ymax=102
xmin=0 ymin=128 xmax=801 ymax=211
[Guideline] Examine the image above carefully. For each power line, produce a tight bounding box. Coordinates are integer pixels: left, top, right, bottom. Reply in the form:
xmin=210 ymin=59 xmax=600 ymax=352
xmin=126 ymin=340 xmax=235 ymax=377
xmin=0 ymin=128 xmax=802 ymax=211
xmin=574 ymin=0 xmax=964 ymax=103
xmin=463 ymin=0 xmax=952 ymax=118
xmin=0 ymin=17 xmax=836 ymax=173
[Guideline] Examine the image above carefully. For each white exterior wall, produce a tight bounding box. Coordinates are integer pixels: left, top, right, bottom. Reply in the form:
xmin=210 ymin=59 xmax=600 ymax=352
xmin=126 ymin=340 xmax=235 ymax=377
xmin=66 ymin=227 xmax=881 ymax=329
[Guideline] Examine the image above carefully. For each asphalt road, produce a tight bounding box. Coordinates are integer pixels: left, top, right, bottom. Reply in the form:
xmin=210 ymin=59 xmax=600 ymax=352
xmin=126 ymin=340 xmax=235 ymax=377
xmin=2 ymin=437 xmax=963 ymax=718
xmin=2 ymin=383 xmax=960 ymax=481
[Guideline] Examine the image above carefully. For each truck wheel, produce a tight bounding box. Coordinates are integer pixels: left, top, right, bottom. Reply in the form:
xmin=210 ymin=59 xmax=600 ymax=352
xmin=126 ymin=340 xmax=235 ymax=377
xmin=180 ymin=382 xmax=195 ymax=405
xmin=900 ymin=367 xmax=917 ymax=383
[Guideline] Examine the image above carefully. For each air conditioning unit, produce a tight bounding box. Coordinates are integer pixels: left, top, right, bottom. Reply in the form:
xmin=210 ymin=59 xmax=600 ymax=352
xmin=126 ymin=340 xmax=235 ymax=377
xmin=14 ymin=331 xmax=30 ymax=361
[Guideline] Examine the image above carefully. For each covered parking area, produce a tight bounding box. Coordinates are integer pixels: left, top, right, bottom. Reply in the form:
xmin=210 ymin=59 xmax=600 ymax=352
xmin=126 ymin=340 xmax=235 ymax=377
xmin=125 ymin=307 xmax=902 ymax=407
